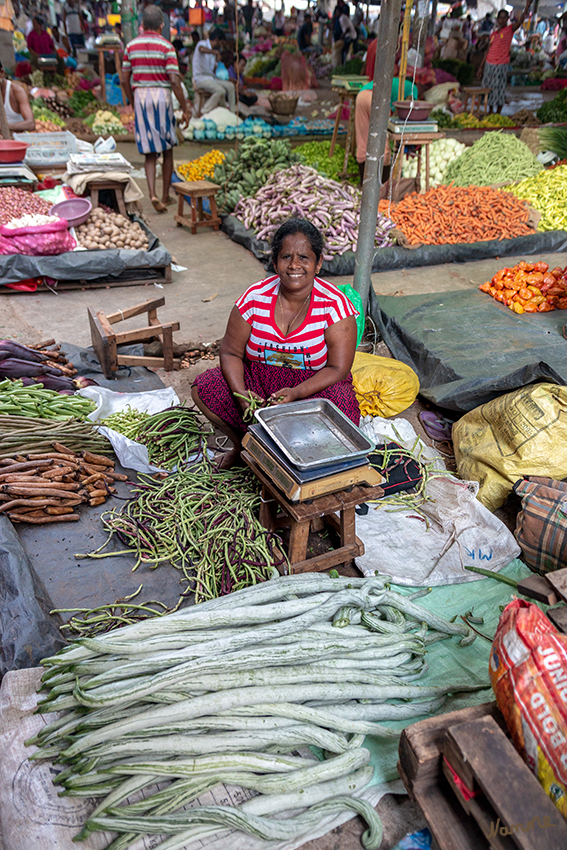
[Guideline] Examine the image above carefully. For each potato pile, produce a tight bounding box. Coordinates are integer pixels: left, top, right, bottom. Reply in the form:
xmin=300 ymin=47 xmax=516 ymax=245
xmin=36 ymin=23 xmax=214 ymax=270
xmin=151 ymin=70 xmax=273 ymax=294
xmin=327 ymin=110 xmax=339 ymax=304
xmin=75 ymin=209 xmax=149 ymax=251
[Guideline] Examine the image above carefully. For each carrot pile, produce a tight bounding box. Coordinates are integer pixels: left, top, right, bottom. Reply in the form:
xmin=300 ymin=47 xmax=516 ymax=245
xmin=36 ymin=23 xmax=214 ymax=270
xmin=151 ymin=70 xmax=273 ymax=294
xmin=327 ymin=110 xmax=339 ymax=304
xmin=379 ymin=185 xmax=535 ymax=246
xmin=0 ymin=445 xmax=127 ymax=524
xmin=479 ymin=260 xmax=567 ymax=314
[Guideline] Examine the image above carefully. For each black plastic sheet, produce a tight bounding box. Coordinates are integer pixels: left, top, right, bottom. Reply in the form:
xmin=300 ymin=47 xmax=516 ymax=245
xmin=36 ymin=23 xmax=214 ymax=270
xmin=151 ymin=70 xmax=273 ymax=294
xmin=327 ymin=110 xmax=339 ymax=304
xmin=0 ymin=516 xmax=65 ymax=676
xmin=222 ymin=215 xmax=567 ymax=275
xmin=0 ymin=217 xmax=171 ymax=286
xmin=371 ymin=287 xmax=567 ymax=413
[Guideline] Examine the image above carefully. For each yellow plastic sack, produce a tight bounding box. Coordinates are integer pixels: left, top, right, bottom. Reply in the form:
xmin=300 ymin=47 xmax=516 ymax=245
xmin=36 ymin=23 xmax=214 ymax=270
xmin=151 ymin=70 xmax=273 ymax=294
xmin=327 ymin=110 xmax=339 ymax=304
xmin=453 ymin=383 xmax=567 ymax=512
xmin=351 ymin=352 xmax=419 ymax=418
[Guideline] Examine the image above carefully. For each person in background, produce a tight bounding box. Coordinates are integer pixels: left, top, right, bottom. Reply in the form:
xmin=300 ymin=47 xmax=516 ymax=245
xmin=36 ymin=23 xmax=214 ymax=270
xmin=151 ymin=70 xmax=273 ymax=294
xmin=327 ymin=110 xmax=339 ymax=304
xmin=272 ymin=6 xmax=285 ymax=36
xmin=0 ymin=0 xmax=15 ymax=74
xmin=297 ymin=11 xmax=315 ymax=53
xmin=192 ymin=218 xmax=360 ymax=469
xmin=313 ymin=2 xmax=327 ymax=48
xmin=192 ymin=26 xmax=236 ymax=112
xmin=462 ymin=14 xmax=474 ymax=44
xmin=0 ymin=60 xmax=34 ymax=130
xmin=228 ymin=54 xmax=257 ymax=105
xmin=242 ymin=0 xmax=255 ymax=41
xmin=62 ymin=0 xmax=85 ymax=52
xmin=51 ymin=24 xmax=71 ymax=55
xmin=122 ymin=4 xmax=190 ymax=213
xmin=555 ymin=13 xmax=567 ymax=65
xmin=478 ymin=12 xmax=493 ymax=35
xmin=26 ymin=16 xmax=55 ymax=67
xmin=480 ymin=0 xmax=531 ymax=113
xmin=339 ymin=4 xmax=357 ymax=64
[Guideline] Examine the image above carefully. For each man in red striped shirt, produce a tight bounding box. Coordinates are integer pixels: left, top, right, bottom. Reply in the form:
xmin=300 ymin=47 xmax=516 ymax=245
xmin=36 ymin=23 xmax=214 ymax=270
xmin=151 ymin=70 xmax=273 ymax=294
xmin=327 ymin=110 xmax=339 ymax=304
xmin=480 ymin=1 xmax=531 ymax=113
xmin=122 ymin=4 xmax=190 ymax=212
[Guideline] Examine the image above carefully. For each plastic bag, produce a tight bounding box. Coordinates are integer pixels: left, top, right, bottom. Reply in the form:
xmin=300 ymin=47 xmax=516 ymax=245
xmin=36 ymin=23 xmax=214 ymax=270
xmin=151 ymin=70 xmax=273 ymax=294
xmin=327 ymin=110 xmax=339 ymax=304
xmin=216 ymin=61 xmax=230 ymax=80
xmin=453 ymin=383 xmax=567 ymax=511
xmin=513 ymin=477 xmax=567 ymax=573
xmin=490 ymin=600 xmax=567 ymax=817
xmin=81 ymin=385 xmax=180 ymax=422
xmin=334 ymin=282 xmax=364 ymax=346
xmin=423 ymin=81 xmax=460 ymax=105
xmin=351 ymin=352 xmax=419 ymax=417
xmin=0 ymin=217 xmax=76 ymax=256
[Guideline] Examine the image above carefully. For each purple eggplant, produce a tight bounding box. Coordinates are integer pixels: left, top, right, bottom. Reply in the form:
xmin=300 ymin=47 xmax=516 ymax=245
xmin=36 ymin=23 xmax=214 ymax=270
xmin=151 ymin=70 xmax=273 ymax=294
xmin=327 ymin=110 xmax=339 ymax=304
xmin=0 ymin=359 xmax=63 ymax=378
xmin=0 ymin=340 xmax=47 ymax=362
xmin=32 ymin=375 xmax=76 ymax=392
xmin=73 ymin=376 xmax=99 ymax=388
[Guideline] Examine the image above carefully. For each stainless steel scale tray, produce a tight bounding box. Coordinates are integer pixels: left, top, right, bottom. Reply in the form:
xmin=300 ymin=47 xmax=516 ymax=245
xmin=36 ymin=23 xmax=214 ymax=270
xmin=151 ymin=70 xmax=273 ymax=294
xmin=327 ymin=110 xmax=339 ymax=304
xmin=254 ymin=399 xmax=374 ymax=470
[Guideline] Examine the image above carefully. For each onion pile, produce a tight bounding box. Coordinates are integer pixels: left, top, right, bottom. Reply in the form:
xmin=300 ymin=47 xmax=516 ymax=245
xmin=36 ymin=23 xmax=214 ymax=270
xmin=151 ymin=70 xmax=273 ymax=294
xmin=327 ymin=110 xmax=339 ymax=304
xmin=75 ymin=209 xmax=149 ymax=251
xmin=0 ymin=188 xmax=52 ymax=227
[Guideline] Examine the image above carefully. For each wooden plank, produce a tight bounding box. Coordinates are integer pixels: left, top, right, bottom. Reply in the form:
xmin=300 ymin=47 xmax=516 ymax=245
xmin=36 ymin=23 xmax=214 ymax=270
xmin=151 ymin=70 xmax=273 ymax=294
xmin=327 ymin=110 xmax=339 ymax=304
xmin=115 ymin=355 xmax=181 ymax=370
xmin=106 ymin=298 xmax=165 ymax=324
xmin=516 ymin=574 xmax=558 ymax=606
xmin=88 ymin=307 xmax=115 ymax=379
xmin=113 ymin=322 xmax=180 ymax=345
xmin=442 ymin=762 xmax=516 ymax=850
xmin=288 ymin=541 xmax=362 ymax=574
xmin=398 ymin=702 xmax=502 ymax=792
xmin=288 ymin=520 xmax=310 ymax=565
xmin=173 ymin=180 xmax=220 ymax=193
xmin=545 ymin=569 xmax=567 ymax=604
xmin=546 ymin=605 xmax=567 ymax=633
xmin=413 ymin=777 xmax=489 ymax=850
xmin=444 ymin=716 xmax=567 ymax=850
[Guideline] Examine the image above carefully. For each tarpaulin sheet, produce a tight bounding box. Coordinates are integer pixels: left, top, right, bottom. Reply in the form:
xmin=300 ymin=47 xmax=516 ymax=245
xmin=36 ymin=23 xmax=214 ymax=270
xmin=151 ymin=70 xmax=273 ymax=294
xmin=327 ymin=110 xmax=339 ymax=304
xmin=222 ymin=215 xmax=567 ymax=275
xmin=0 ymin=217 xmax=171 ymax=286
xmin=371 ymin=287 xmax=567 ymax=413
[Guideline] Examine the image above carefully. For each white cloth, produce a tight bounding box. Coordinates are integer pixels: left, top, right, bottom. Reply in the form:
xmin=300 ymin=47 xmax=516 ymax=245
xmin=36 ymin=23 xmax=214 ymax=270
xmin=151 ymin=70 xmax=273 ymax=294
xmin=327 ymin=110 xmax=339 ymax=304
xmin=340 ymin=14 xmax=356 ymax=40
xmin=192 ymin=38 xmax=215 ymax=79
xmin=3 ymin=81 xmax=23 ymax=125
xmin=62 ymin=170 xmax=143 ymax=204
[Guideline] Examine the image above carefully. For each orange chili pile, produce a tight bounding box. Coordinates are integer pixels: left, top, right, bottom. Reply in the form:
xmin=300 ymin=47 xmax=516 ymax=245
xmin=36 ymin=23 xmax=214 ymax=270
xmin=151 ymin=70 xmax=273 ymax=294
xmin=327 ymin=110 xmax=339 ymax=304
xmin=379 ymin=185 xmax=534 ymax=246
xmin=479 ymin=260 xmax=567 ymax=313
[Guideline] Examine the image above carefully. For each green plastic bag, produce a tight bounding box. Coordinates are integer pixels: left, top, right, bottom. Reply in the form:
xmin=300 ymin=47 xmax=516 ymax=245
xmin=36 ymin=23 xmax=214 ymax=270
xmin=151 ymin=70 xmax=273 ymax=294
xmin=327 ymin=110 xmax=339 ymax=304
xmin=335 ymin=283 xmax=365 ymax=347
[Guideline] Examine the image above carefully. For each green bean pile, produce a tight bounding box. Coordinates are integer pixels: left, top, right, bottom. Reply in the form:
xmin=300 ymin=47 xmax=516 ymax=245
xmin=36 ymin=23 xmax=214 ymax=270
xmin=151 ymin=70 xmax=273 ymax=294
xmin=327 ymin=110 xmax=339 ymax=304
xmin=0 ymin=378 xmax=96 ymax=420
xmin=125 ymin=406 xmax=211 ymax=470
xmin=443 ymin=130 xmax=543 ymax=187
xmin=100 ymin=406 xmax=150 ymax=440
xmin=79 ymin=458 xmax=286 ymax=601
xmin=29 ymin=575 xmax=482 ymax=850
xmin=0 ymin=414 xmax=112 ymax=459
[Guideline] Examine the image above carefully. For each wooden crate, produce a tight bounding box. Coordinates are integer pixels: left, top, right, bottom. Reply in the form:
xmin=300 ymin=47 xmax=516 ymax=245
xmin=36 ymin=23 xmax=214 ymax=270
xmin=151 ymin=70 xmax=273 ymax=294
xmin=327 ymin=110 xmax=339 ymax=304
xmin=398 ymin=702 xmax=567 ymax=850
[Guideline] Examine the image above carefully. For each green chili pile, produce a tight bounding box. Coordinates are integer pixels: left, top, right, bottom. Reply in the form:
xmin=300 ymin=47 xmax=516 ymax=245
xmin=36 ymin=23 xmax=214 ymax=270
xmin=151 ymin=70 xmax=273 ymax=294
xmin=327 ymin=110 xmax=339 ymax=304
xmin=78 ymin=458 xmax=286 ymax=601
xmin=30 ymin=575 xmax=483 ymax=850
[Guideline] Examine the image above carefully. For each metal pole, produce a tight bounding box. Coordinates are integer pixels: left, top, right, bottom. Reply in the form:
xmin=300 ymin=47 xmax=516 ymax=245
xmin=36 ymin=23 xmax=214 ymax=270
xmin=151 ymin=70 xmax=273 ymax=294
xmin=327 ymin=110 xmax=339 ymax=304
xmin=429 ymin=0 xmax=437 ymax=36
xmin=353 ymin=0 xmax=403 ymax=311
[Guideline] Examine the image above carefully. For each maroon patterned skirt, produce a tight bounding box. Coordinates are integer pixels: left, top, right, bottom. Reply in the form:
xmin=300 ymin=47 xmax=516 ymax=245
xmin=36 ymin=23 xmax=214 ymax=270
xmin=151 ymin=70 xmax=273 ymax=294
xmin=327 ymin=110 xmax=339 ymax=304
xmin=194 ymin=359 xmax=361 ymax=434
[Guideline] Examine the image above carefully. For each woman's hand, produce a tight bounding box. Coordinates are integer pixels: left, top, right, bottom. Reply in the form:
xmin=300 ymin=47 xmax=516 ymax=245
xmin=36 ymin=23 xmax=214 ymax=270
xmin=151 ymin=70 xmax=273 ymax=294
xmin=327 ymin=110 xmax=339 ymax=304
xmin=234 ymin=390 xmax=265 ymax=421
xmin=268 ymin=387 xmax=299 ymax=405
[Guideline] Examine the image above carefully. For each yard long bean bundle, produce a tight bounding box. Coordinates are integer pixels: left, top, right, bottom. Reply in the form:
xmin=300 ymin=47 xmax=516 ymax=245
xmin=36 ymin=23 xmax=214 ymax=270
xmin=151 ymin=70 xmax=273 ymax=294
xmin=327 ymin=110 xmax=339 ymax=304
xmin=79 ymin=458 xmax=286 ymax=601
xmin=31 ymin=575 xmax=483 ymax=850
xmin=0 ymin=414 xmax=112 ymax=458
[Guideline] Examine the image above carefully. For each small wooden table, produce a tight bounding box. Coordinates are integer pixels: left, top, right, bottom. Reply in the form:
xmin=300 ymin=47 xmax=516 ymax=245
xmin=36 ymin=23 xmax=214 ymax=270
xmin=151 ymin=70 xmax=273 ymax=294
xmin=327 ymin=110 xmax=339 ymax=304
xmin=388 ymin=130 xmax=446 ymax=200
xmin=329 ymin=86 xmax=358 ymax=178
xmin=173 ymin=180 xmax=221 ymax=234
xmin=84 ymin=178 xmax=128 ymax=217
xmin=97 ymin=45 xmax=127 ymax=105
xmin=461 ymin=87 xmax=490 ymax=117
xmin=243 ymin=452 xmax=383 ymax=574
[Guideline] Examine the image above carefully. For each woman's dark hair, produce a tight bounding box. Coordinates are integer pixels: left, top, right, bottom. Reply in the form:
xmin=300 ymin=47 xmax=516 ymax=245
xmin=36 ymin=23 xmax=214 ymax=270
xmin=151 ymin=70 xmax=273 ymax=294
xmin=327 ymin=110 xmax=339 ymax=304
xmin=271 ymin=218 xmax=325 ymax=267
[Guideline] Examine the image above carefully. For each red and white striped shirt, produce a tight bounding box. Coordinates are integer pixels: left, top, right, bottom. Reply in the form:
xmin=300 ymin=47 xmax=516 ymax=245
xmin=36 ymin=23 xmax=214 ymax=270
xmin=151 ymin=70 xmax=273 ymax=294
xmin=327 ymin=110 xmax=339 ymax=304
xmin=235 ymin=275 xmax=358 ymax=371
xmin=486 ymin=24 xmax=514 ymax=65
xmin=122 ymin=32 xmax=179 ymax=89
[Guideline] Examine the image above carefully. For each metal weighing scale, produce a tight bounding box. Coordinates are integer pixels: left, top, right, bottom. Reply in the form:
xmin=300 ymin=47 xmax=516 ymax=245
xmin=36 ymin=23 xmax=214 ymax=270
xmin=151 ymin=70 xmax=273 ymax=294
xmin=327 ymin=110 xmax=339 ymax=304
xmin=241 ymin=400 xmax=384 ymax=574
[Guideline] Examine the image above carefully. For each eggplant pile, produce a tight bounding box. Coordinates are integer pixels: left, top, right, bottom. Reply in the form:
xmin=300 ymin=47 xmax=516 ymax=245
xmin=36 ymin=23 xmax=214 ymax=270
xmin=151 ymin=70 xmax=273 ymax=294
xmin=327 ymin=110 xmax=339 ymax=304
xmin=0 ymin=339 xmax=94 ymax=393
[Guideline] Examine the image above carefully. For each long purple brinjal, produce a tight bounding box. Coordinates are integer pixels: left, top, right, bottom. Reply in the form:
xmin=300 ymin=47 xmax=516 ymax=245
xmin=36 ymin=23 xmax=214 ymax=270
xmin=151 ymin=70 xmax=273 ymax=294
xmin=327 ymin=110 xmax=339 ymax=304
xmin=0 ymin=340 xmax=48 ymax=362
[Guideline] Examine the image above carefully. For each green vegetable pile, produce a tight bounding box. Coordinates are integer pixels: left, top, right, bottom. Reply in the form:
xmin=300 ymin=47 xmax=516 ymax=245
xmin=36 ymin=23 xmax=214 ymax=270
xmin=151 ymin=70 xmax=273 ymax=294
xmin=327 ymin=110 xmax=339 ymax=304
xmin=537 ymin=88 xmax=567 ymax=123
xmin=0 ymin=379 xmax=95 ymax=420
xmin=31 ymin=102 xmax=66 ymax=127
xmin=443 ymin=131 xmax=543 ymax=187
xmin=213 ymin=137 xmax=301 ymax=213
xmin=296 ymin=140 xmax=359 ymax=183
xmin=508 ymin=164 xmax=567 ymax=231
xmin=68 ymin=89 xmax=97 ymax=116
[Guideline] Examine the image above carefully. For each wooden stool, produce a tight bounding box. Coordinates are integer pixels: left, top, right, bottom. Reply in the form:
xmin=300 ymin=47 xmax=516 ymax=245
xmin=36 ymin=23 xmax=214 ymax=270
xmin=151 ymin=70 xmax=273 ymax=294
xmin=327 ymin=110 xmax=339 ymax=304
xmin=85 ymin=179 xmax=128 ymax=217
xmin=461 ymin=87 xmax=490 ymax=117
xmin=88 ymin=297 xmax=180 ymax=379
xmin=329 ymin=86 xmax=359 ymax=179
xmin=97 ymin=45 xmax=127 ymax=105
xmin=388 ymin=130 xmax=446 ymax=199
xmin=173 ymin=180 xmax=221 ymax=234
xmin=243 ymin=453 xmax=383 ymax=574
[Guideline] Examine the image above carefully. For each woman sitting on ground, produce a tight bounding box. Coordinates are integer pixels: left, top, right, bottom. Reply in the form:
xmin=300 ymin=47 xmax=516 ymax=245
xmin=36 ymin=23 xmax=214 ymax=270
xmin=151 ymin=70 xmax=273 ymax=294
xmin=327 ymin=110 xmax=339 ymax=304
xmin=192 ymin=218 xmax=360 ymax=467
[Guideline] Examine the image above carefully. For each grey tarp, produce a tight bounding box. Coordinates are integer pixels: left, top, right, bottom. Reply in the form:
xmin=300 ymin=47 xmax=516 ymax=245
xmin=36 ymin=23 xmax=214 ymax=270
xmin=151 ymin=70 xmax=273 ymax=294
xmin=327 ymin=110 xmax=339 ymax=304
xmin=222 ymin=215 xmax=567 ymax=275
xmin=0 ymin=218 xmax=170 ymax=286
xmin=370 ymin=287 xmax=567 ymax=413
xmin=0 ymin=515 xmax=65 ymax=676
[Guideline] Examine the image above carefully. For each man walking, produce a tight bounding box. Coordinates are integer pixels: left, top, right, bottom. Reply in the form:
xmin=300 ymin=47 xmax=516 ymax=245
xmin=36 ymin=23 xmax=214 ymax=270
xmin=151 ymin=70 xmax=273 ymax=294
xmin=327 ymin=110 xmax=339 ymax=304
xmin=192 ymin=26 xmax=236 ymax=113
xmin=122 ymin=4 xmax=190 ymax=213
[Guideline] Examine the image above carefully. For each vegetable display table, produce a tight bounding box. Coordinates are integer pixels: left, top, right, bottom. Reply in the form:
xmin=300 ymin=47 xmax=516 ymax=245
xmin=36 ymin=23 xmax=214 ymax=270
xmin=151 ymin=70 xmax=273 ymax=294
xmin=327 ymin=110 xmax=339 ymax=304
xmin=387 ymin=130 xmax=446 ymax=200
xmin=329 ymin=86 xmax=358 ymax=178
xmin=173 ymin=180 xmax=221 ymax=234
xmin=461 ymin=87 xmax=490 ymax=117
xmin=97 ymin=45 xmax=127 ymax=105
xmin=243 ymin=452 xmax=384 ymax=574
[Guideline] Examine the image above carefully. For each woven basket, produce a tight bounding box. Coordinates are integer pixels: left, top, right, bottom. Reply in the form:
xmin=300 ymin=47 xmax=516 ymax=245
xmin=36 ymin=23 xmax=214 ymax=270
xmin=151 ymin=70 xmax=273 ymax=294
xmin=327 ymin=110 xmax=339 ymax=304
xmin=269 ymin=93 xmax=299 ymax=116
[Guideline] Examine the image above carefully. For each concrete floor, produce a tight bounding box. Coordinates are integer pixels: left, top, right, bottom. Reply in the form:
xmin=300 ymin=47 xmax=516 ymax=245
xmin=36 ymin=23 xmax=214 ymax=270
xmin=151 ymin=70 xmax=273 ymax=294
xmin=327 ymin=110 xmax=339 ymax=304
xmin=0 ymin=100 xmax=557 ymax=848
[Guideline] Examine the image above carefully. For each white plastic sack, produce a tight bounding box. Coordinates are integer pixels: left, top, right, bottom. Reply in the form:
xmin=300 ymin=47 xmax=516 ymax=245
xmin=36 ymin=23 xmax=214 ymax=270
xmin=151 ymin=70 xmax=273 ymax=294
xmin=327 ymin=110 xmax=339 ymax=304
xmin=79 ymin=386 xmax=179 ymax=473
xmin=81 ymin=385 xmax=179 ymax=423
xmin=356 ymin=416 xmax=520 ymax=586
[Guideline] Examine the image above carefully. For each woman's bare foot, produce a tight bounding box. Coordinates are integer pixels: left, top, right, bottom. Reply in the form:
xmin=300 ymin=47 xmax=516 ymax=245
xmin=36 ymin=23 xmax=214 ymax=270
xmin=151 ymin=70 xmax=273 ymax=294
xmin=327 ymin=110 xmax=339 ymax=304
xmin=164 ymin=195 xmax=176 ymax=206
xmin=151 ymin=197 xmax=167 ymax=212
xmin=217 ymin=447 xmax=242 ymax=470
